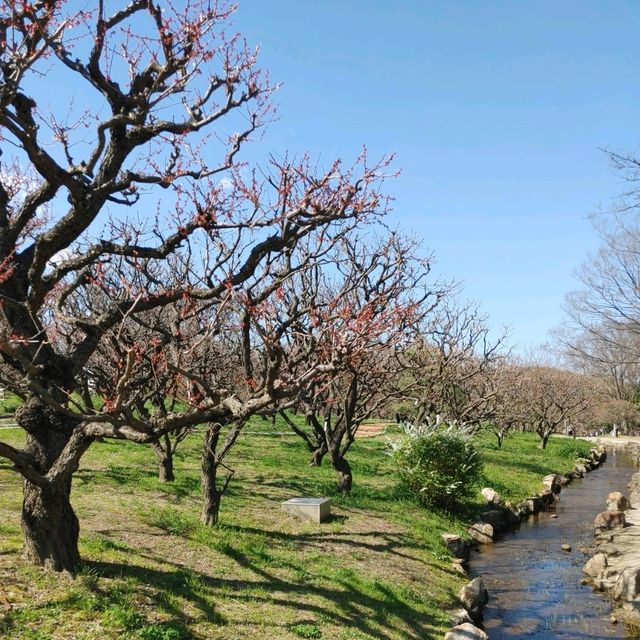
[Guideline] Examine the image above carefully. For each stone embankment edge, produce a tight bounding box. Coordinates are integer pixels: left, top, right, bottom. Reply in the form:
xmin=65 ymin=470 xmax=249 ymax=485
xmin=443 ymin=445 xmax=608 ymax=640
xmin=583 ymin=439 xmax=640 ymax=630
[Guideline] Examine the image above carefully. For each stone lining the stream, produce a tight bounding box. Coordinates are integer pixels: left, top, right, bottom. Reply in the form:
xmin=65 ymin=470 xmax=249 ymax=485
xmin=583 ymin=439 xmax=640 ymax=629
xmin=443 ymin=445 xmax=608 ymax=639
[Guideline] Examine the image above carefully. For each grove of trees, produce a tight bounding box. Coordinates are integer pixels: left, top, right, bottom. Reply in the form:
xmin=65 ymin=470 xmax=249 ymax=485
xmin=0 ymin=1 xmax=636 ymax=578
xmin=0 ymin=0 xmax=409 ymax=571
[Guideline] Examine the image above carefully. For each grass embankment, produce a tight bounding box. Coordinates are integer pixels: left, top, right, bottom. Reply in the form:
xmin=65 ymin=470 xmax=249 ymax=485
xmin=0 ymin=420 xmax=591 ymax=640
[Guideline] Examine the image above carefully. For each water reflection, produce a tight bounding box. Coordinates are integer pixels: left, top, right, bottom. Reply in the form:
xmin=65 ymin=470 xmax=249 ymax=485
xmin=472 ymin=451 xmax=640 ymax=639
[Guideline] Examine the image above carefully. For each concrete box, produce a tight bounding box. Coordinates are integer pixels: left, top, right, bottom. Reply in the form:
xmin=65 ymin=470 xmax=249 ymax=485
xmin=282 ymin=497 xmax=331 ymax=523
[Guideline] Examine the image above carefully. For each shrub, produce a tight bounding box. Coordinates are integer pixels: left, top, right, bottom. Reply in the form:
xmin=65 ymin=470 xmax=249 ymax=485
xmin=389 ymin=420 xmax=482 ymax=509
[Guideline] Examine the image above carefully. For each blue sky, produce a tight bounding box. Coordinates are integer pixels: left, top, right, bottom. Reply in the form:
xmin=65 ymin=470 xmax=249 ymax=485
xmin=234 ymin=0 xmax=640 ymax=351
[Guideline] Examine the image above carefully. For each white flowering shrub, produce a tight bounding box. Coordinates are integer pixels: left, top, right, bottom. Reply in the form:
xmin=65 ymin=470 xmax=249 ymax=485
xmin=389 ymin=419 xmax=482 ymax=509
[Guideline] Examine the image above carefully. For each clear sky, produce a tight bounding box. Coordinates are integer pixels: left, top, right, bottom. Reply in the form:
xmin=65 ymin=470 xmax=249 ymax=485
xmin=234 ymin=0 xmax=640 ymax=352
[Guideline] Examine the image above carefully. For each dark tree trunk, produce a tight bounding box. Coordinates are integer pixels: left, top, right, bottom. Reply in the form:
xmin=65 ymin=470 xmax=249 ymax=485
xmin=16 ymin=399 xmax=84 ymax=573
xmin=332 ymin=455 xmax=353 ymax=495
xmin=152 ymin=437 xmax=175 ymax=482
xmin=201 ymin=425 xmax=224 ymax=526
xmin=201 ymin=479 xmax=222 ymax=527
xmin=158 ymin=454 xmax=175 ymax=482
xmin=22 ymin=478 xmax=80 ymax=572
xmin=201 ymin=439 xmax=221 ymax=526
xmin=309 ymin=445 xmax=327 ymax=467
xmin=539 ymin=431 xmax=551 ymax=449
xmin=200 ymin=421 xmax=242 ymax=526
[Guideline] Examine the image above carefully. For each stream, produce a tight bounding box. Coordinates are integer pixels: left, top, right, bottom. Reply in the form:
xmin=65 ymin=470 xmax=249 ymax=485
xmin=471 ymin=451 xmax=639 ymax=639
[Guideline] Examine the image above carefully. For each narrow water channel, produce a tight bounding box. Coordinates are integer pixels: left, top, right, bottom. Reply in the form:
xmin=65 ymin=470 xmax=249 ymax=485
xmin=472 ymin=451 xmax=639 ymax=639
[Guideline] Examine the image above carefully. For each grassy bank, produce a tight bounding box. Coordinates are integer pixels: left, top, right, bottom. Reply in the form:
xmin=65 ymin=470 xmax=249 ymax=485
xmin=0 ymin=423 xmax=591 ymax=640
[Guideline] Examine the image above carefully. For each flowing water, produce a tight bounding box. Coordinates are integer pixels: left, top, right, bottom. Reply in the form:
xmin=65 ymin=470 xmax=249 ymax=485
xmin=472 ymin=451 xmax=639 ymax=639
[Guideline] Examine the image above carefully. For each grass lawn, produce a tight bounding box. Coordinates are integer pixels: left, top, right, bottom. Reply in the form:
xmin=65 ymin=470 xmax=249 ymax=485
xmin=0 ymin=419 xmax=591 ymax=640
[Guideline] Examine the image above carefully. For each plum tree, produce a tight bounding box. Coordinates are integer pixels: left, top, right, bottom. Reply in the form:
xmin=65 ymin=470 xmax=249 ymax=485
xmin=0 ymin=1 xmax=393 ymax=571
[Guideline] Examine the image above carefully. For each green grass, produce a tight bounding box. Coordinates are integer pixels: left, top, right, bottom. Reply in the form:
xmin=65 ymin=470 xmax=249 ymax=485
xmin=478 ymin=431 xmax=592 ymax=502
xmin=0 ymin=420 xmax=594 ymax=639
xmin=0 ymin=392 xmax=22 ymax=415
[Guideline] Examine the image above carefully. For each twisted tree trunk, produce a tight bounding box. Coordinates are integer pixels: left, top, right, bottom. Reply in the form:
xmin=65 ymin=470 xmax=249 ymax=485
xmin=332 ymin=455 xmax=353 ymax=495
xmin=309 ymin=444 xmax=327 ymax=467
xmin=201 ymin=423 xmax=239 ymax=526
xmin=22 ymin=476 xmax=80 ymax=572
xmin=538 ymin=429 xmax=553 ymax=449
xmin=17 ymin=400 xmax=89 ymax=573
xmin=201 ymin=428 xmax=223 ymax=526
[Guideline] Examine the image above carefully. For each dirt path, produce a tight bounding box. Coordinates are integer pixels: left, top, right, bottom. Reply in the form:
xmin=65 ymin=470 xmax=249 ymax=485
xmin=356 ymin=422 xmax=394 ymax=438
xmin=585 ymin=435 xmax=640 ymax=457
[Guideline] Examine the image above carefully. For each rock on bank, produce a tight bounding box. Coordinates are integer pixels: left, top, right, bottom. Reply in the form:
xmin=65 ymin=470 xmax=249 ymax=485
xmin=584 ymin=441 xmax=640 ymax=627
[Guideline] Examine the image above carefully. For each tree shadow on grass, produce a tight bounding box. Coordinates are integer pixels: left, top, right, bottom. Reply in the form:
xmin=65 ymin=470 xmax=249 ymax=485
xmin=235 ymin=476 xmax=410 ymax=515
xmin=88 ymin=559 xmax=224 ymax=627
xmin=95 ymin=517 xmax=449 ymax=579
xmin=75 ymin=467 xmax=201 ymax=499
xmin=0 ymin=563 xmax=221 ymax=640
xmin=0 ymin=503 xmax=456 ymax=639
xmin=87 ymin=546 xmax=448 ymax=640
xmin=75 ymin=467 xmax=157 ymax=487
xmin=215 ymin=522 xmax=438 ymax=564
xmin=325 ymin=513 xmax=349 ymax=525
xmin=507 ymin=459 xmax=564 ymax=478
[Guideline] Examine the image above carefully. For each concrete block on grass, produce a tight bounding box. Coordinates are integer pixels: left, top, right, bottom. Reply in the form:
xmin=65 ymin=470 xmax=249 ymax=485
xmin=282 ymin=497 xmax=331 ymax=523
